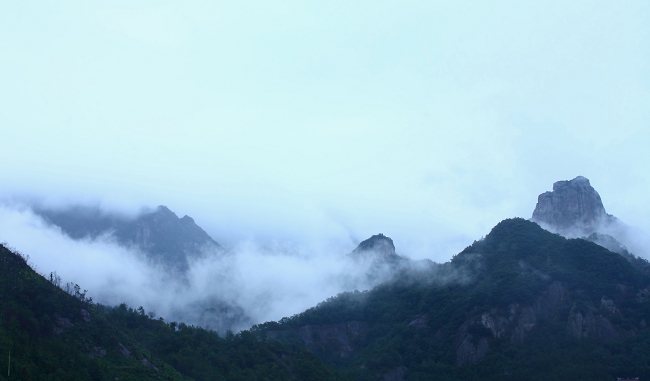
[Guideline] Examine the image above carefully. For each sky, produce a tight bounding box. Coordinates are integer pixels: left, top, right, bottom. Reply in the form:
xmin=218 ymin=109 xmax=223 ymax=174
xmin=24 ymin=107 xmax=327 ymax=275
xmin=1 ymin=1 xmax=649 ymax=262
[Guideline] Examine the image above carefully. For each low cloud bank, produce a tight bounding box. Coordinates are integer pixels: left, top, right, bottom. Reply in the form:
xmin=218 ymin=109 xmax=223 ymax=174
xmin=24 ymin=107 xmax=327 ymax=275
xmin=0 ymin=203 xmax=408 ymax=333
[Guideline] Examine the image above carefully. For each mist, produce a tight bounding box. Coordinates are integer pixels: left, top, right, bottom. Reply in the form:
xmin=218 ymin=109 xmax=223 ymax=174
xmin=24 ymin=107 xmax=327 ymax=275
xmin=0 ymin=202 xmax=417 ymax=333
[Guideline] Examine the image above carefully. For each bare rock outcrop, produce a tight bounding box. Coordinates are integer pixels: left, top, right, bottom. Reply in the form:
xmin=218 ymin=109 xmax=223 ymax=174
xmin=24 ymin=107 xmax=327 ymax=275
xmin=54 ymin=314 xmax=73 ymax=328
xmin=115 ymin=343 xmax=134 ymax=358
xmin=141 ymin=358 xmax=159 ymax=371
xmin=532 ymin=176 xmax=614 ymax=236
xmin=455 ymin=332 xmax=490 ymax=366
xmin=510 ymin=307 xmax=537 ymax=344
xmin=88 ymin=346 xmax=107 ymax=358
xmin=566 ymin=304 xmax=621 ymax=340
xmin=80 ymin=308 xmax=91 ymax=322
xmin=297 ymin=321 xmax=367 ymax=358
xmin=408 ymin=314 xmax=427 ymax=329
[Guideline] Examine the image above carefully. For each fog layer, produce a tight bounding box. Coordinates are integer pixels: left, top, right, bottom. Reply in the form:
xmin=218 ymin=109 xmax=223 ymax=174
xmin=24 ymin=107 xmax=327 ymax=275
xmin=0 ymin=203 xmax=407 ymax=333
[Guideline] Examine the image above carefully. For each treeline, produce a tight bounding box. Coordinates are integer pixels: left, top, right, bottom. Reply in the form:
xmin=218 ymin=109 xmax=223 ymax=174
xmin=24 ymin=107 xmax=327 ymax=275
xmin=253 ymin=219 xmax=650 ymax=380
xmin=0 ymin=243 xmax=347 ymax=380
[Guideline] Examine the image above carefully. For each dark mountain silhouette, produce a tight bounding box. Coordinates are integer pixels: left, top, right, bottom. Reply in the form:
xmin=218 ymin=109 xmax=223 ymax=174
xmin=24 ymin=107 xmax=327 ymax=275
xmin=349 ymin=233 xmax=408 ymax=267
xmin=347 ymin=233 xmax=432 ymax=287
xmin=6 ymin=215 xmax=650 ymax=379
xmin=34 ymin=205 xmax=223 ymax=272
xmin=351 ymin=234 xmax=398 ymax=259
xmin=32 ymin=205 xmax=259 ymax=335
xmin=258 ymin=218 xmax=650 ymax=380
xmin=7 ymin=179 xmax=650 ymax=380
xmin=0 ymin=243 xmax=346 ymax=380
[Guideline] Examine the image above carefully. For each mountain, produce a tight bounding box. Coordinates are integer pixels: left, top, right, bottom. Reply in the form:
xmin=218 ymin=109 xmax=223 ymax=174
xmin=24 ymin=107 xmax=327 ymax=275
xmin=6 ymin=216 xmax=650 ymax=379
xmin=531 ymin=176 xmax=616 ymax=236
xmin=531 ymin=175 xmax=650 ymax=260
xmin=348 ymin=233 xmax=435 ymax=286
xmin=350 ymin=234 xmax=399 ymax=260
xmin=34 ymin=205 xmax=223 ymax=273
xmin=347 ymin=234 xmax=413 ymax=285
xmin=32 ymin=205 xmax=257 ymax=335
xmin=8 ymin=179 xmax=650 ymax=380
xmin=0 ymin=243 xmax=346 ymax=381
xmin=257 ymin=218 xmax=650 ymax=380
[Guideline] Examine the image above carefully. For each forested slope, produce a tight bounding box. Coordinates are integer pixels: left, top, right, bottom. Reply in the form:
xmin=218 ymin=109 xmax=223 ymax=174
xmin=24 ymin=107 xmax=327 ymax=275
xmin=258 ymin=219 xmax=650 ymax=380
xmin=0 ymin=244 xmax=346 ymax=381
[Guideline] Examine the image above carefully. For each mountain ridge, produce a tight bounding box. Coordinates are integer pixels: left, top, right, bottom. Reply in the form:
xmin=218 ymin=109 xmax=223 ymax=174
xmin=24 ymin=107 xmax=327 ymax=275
xmin=34 ymin=204 xmax=223 ymax=273
xmin=257 ymin=218 xmax=650 ymax=380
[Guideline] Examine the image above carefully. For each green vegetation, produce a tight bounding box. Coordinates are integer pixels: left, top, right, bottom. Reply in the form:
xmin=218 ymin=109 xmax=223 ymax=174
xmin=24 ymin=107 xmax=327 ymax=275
xmin=0 ymin=244 xmax=346 ymax=381
xmin=4 ymin=218 xmax=650 ymax=380
xmin=258 ymin=219 xmax=650 ymax=380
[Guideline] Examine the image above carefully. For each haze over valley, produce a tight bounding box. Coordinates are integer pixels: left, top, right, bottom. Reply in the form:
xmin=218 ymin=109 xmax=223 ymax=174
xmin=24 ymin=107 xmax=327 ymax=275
xmin=1 ymin=176 xmax=648 ymax=336
xmin=1 ymin=2 xmax=650 ymax=379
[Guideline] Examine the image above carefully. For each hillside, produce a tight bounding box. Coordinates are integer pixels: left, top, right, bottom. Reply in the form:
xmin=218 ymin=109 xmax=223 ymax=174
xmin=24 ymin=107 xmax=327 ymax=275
xmin=5 ymin=211 xmax=650 ymax=379
xmin=0 ymin=244 xmax=346 ymax=381
xmin=258 ymin=218 xmax=650 ymax=380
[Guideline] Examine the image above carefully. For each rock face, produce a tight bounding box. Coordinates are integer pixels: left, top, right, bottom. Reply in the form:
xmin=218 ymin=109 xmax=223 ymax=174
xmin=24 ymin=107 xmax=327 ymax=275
xmin=35 ymin=205 xmax=223 ymax=272
xmin=349 ymin=233 xmax=411 ymax=269
xmin=531 ymin=176 xmax=650 ymax=260
xmin=347 ymin=233 xmax=412 ymax=286
xmin=296 ymin=321 xmax=367 ymax=358
xmin=350 ymin=234 xmax=399 ymax=260
xmin=452 ymin=281 xmax=631 ymax=365
xmin=532 ymin=176 xmax=614 ymax=236
xmin=266 ymin=321 xmax=368 ymax=359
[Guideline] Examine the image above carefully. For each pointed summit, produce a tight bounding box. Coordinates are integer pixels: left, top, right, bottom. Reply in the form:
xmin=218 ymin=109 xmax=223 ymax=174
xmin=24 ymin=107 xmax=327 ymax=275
xmin=351 ymin=233 xmax=397 ymax=259
xmin=347 ymin=233 xmax=411 ymax=286
xmin=532 ymin=176 xmax=613 ymax=236
xmin=34 ymin=204 xmax=223 ymax=272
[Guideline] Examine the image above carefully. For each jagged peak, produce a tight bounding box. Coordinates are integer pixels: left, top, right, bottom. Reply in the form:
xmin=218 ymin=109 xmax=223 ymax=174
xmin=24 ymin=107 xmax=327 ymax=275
xmin=153 ymin=205 xmax=178 ymax=218
xmin=353 ymin=234 xmax=395 ymax=254
xmin=532 ymin=176 xmax=611 ymax=236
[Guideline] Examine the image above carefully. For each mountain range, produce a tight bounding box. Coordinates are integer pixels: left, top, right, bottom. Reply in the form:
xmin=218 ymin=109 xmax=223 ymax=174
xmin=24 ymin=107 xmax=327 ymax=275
xmin=3 ymin=176 xmax=650 ymax=380
xmin=34 ymin=205 xmax=223 ymax=273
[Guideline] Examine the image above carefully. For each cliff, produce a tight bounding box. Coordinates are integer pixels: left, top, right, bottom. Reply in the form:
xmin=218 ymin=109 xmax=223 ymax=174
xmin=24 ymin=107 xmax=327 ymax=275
xmin=532 ymin=176 xmax=615 ymax=236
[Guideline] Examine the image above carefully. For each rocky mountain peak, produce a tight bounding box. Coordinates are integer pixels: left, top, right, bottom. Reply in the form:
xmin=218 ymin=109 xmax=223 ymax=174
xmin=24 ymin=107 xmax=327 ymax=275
xmin=155 ymin=205 xmax=176 ymax=215
xmin=34 ymin=204 xmax=223 ymax=272
xmin=351 ymin=233 xmax=396 ymax=259
xmin=532 ymin=176 xmax=613 ymax=236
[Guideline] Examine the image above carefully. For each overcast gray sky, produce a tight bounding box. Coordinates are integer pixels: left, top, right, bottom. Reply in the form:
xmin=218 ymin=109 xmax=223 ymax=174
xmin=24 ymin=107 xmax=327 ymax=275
xmin=1 ymin=1 xmax=649 ymax=261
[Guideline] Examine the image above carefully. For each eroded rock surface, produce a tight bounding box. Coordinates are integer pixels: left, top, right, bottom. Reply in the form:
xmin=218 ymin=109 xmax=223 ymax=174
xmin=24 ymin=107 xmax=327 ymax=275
xmin=532 ymin=176 xmax=613 ymax=236
xmin=452 ymin=281 xmax=635 ymax=364
xmin=141 ymin=358 xmax=159 ymax=371
xmin=297 ymin=321 xmax=367 ymax=358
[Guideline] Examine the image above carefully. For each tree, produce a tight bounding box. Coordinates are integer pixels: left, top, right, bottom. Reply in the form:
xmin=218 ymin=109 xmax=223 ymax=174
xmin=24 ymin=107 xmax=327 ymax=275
xmin=48 ymin=271 xmax=62 ymax=287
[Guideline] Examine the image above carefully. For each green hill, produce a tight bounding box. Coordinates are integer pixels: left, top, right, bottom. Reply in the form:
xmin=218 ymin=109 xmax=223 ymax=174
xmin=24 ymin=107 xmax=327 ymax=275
xmin=0 ymin=244 xmax=345 ymax=381
xmin=257 ymin=219 xmax=650 ymax=380
xmin=4 ymin=218 xmax=650 ymax=380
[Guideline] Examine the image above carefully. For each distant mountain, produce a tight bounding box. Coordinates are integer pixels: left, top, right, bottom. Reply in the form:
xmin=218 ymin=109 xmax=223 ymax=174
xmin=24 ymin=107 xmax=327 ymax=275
xmin=531 ymin=176 xmax=616 ymax=236
xmin=347 ymin=233 xmax=432 ymax=287
xmin=531 ymin=176 xmax=650 ymax=259
xmin=32 ymin=204 xmax=255 ymax=334
xmin=259 ymin=218 xmax=650 ymax=380
xmin=34 ymin=205 xmax=223 ymax=272
xmin=349 ymin=233 xmax=409 ymax=270
xmin=350 ymin=234 xmax=401 ymax=262
xmin=9 ymin=189 xmax=650 ymax=379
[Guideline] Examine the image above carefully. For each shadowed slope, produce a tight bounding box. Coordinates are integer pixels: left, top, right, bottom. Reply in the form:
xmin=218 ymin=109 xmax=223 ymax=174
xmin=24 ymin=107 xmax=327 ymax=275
xmin=259 ymin=219 xmax=650 ymax=380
